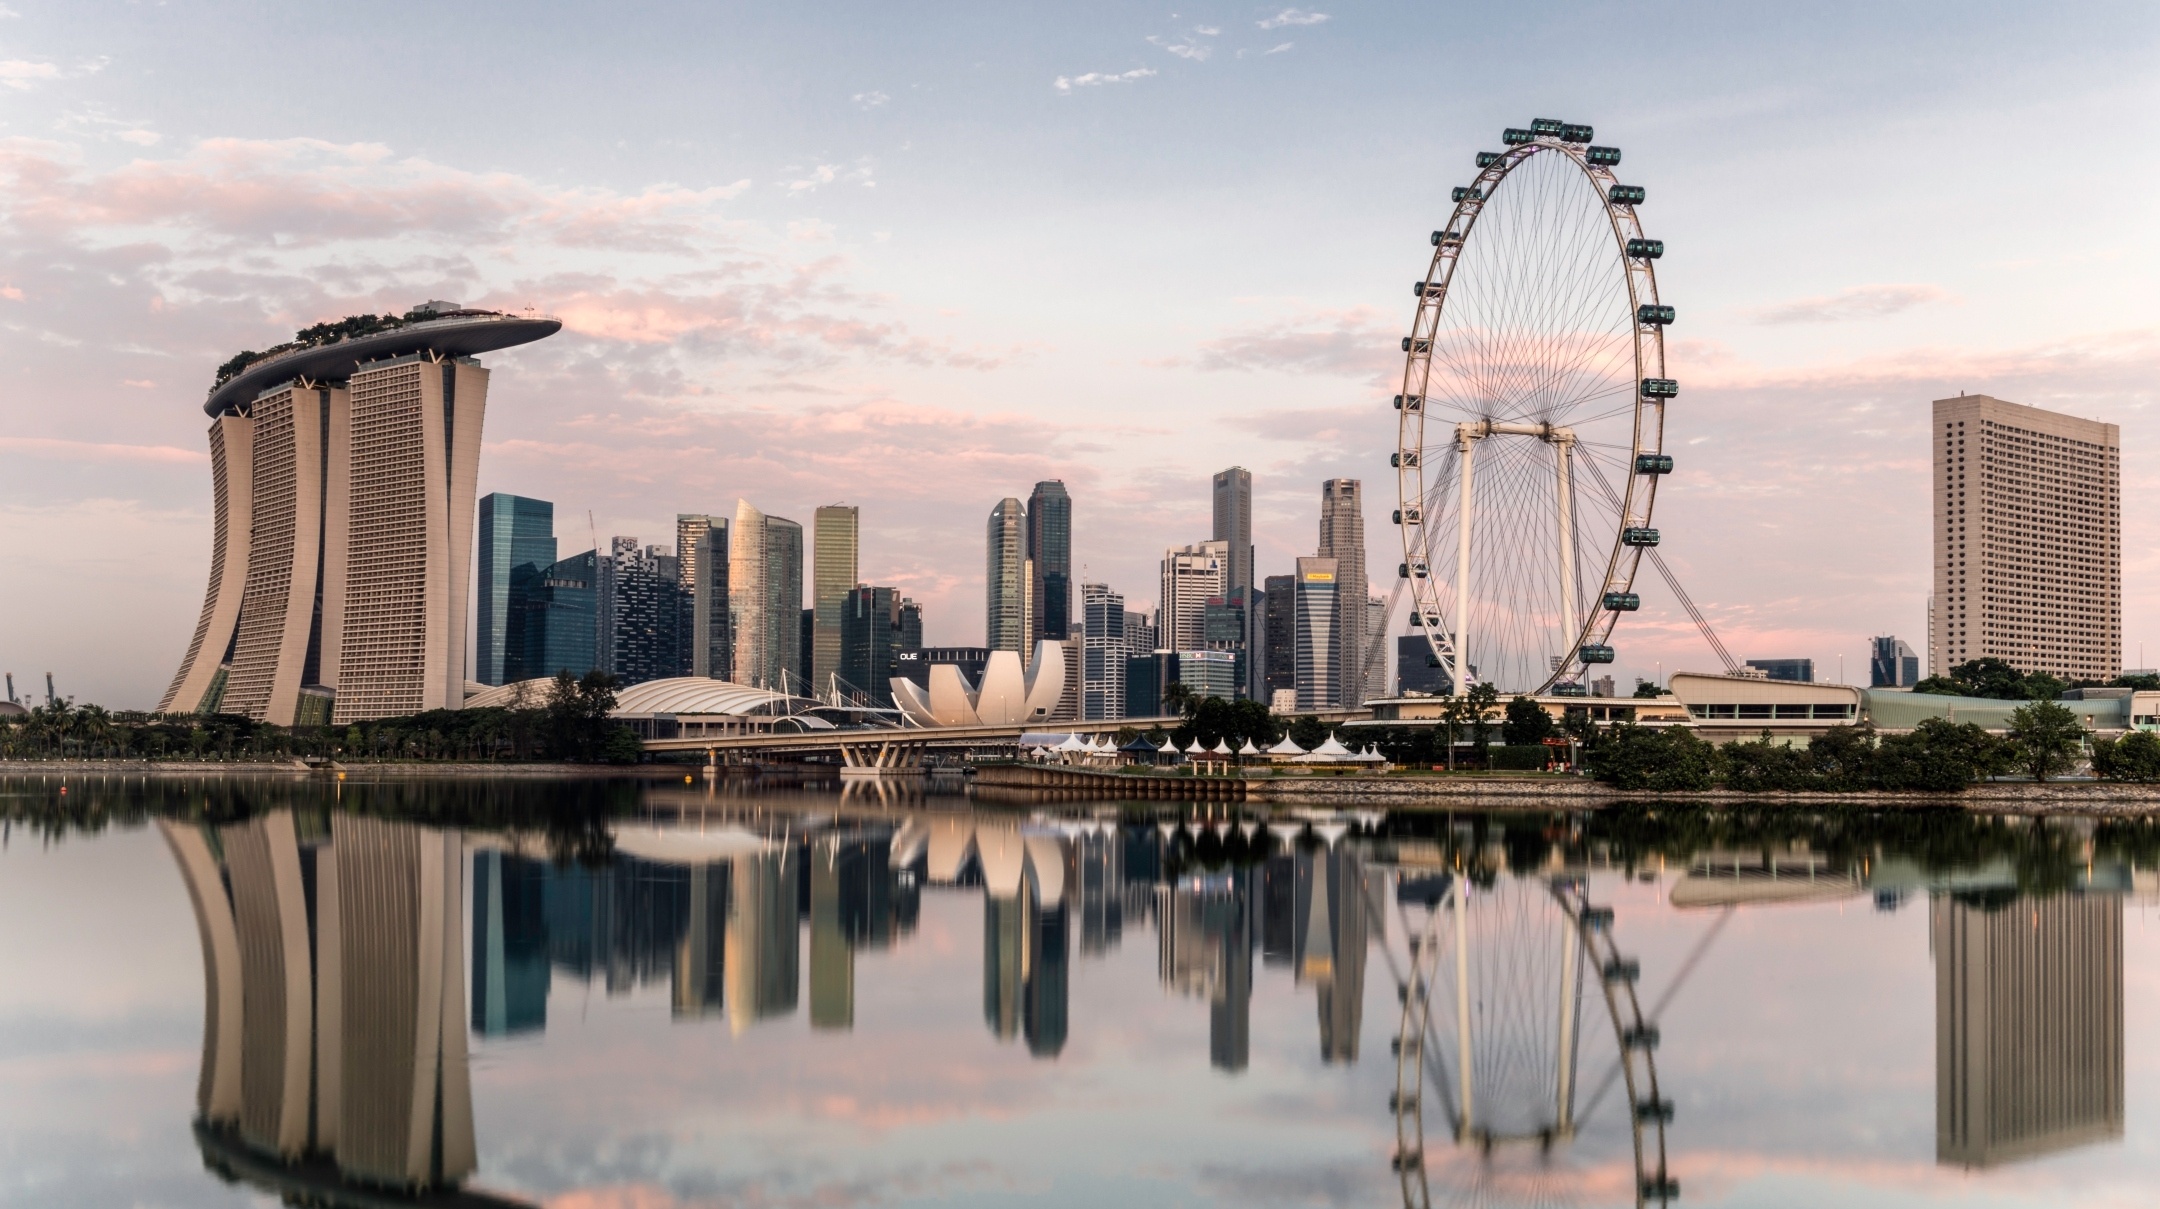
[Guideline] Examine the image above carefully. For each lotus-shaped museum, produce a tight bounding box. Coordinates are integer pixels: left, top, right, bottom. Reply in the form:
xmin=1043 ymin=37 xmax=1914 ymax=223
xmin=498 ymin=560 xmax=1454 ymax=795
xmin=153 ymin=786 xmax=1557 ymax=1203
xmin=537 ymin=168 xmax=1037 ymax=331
xmin=890 ymin=642 xmax=1066 ymax=727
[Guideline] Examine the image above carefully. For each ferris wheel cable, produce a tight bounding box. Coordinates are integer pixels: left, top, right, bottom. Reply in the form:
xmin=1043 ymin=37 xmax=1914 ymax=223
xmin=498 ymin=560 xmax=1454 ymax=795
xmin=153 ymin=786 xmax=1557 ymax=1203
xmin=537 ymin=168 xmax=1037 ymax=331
xmin=1438 ymin=172 xmax=1617 ymax=422
xmin=1642 ymin=905 xmax=1736 ymax=1024
xmin=1454 ymin=239 xmax=1623 ymax=424
xmin=1571 ymin=452 xmax=1735 ymax=670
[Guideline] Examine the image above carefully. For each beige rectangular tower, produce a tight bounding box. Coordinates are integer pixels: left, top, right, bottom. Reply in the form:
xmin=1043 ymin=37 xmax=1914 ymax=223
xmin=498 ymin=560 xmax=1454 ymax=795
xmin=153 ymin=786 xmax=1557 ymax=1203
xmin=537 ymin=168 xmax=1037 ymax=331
xmin=1319 ymin=480 xmax=1367 ymax=706
xmin=336 ymin=355 xmax=488 ymax=722
xmin=1931 ymin=395 xmax=2119 ymax=681
xmin=161 ymin=414 xmax=255 ymax=714
xmin=812 ymin=504 xmax=860 ymax=692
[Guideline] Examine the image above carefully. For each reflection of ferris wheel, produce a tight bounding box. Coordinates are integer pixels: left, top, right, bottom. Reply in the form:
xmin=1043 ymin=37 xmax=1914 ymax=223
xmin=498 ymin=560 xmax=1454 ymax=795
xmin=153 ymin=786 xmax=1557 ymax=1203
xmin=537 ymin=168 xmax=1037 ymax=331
xmin=1386 ymin=875 xmax=1676 ymax=1209
xmin=1395 ymin=118 xmax=1672 ymax=695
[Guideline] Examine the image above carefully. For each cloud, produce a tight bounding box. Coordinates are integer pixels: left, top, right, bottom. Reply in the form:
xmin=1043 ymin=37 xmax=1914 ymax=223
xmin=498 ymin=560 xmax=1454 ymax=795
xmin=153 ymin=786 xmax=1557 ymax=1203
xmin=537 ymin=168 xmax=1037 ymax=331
xmin=57 ymin=107 xmax=162 ymax=146
xmin=1053 ymin=69 xmax=1156 ymax=92
xmin=1265 ymin=42 xmax=1295 ymax=54
xmin=1742 ymin=283 xmax=1954 ymax=325
xmin=1148 ymin=35 xmax=1213 ymax=61
xmin=0 ymin=436 xmax=203 ymax=463
xmin=851 ymin=90 xmax=889 ymax=110
xmin=781 ymin=159 xmax=873 ymax=193
xmin=0 ymin=137 xmax=758 ymax=255
xmin=0 ymin=58 xmax=59 ymax=89
xmin=1257 ymin=8 xmax=1329 ymax=30
xmin=1194 ymin=25 xmax=1221 ymax=36
xmin=1187 ymin=304 xmax=1398 ymax=378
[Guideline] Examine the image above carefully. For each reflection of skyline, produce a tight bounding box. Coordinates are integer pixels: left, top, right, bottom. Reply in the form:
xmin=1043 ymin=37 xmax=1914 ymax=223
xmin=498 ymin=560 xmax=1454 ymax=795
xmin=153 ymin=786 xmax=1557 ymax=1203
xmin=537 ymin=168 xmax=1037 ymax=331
xmin=161 ymin=811 xmax=495 ymax=1198
xmin=1294 ymin=845 xmax=1369 ymax=1064
xmin=1934 ymin=890 xmax=2124 ymax=1168
xmin=1156 ymin=869 xmax=1254 ymax=1071
xmin=472 ymin=825 xmax=928 ymax=1036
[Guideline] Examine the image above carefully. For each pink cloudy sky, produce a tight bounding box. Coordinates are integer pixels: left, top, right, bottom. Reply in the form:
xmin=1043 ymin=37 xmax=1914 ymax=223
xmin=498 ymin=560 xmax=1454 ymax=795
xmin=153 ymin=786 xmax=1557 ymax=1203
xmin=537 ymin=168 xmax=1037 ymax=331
xmin=0 ymin=1 xmax=2154 ymax=707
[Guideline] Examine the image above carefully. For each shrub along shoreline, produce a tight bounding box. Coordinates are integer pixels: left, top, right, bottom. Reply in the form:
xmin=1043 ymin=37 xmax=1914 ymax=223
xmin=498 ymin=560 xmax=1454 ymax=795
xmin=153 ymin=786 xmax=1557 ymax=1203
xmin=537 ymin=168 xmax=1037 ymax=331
xmin=1585 ymin=701 xmax=2160 ymax=793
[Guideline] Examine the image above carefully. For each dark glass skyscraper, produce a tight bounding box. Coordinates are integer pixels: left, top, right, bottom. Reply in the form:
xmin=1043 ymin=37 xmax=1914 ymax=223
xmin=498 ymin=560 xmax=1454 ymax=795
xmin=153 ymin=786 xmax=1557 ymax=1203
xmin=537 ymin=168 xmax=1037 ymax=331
xmin=606 ymin=539 xmax=685 ymax=687
xmin=477 ymin=493 xmax=555 ymax=686
xmin=1263 ymin=573 xmax=1296 ymax=699
xmin=1027 ymin=481 xmax=1071 ymax=641
xmin=511 ymin=549 xmax=601 ymax=681
xmin=840 ymin=586 xmax=900 ymax=706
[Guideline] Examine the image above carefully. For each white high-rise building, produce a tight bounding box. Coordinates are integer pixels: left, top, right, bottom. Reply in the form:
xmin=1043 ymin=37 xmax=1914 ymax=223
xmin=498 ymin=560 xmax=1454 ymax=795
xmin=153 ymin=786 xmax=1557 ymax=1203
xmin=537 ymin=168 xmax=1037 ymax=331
xmin=1082 ymin=583 xmax=1126 ymax=720
xmin=161 ymin=307 xmax=559 ymax=724
xmin=1160 ymin=540 xmax=1228 ymax=653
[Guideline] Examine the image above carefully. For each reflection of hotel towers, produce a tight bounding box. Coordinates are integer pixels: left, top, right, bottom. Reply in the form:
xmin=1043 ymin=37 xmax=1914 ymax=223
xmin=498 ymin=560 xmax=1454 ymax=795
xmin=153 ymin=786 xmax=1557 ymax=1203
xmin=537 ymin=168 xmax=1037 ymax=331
xmin=1156 ymin=868 xmax=1255 ymax=1072
xmin=159 ymin=813 xmax=476 ymax=1190
xmin=921 ymin=816 xmax=1075 ymax=1058
xmin=1933 ymin=892 xmax=2124 ymax=1167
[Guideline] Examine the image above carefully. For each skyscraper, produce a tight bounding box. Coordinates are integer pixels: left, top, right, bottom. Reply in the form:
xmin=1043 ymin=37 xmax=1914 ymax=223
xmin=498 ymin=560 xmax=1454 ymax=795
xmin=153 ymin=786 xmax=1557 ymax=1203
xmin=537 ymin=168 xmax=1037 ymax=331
xmin=840 ymin=586 xmax=900 ymax=706
xmin=1160 ymin=540 xmax=1228 ymax=653
xmin=677 ymin=514 xmax=730 ymax=679
xmin=1213 ymin=468 xmax=1255 ymax=694
xmin=1212 ymin=468 xmax=1254 ymax=608
xmin=607 ymin=539 xmax=684 ymax=688
xmin=477 ymin=494 xmax=555 ymax=686
xmin=1317 ymin=480 xmax=1367 ymax=707
xmin=897 ymin=597 xmax=923 ymax=654
xmin=812 ymin=505 xmax=860 ymax=692
xmin=161 ymin=306 xmax=560 ymax=723
xmin=1125 ymin=609 xmax=1157 ymax=658
xmin=768 ymin=517 xmax=804 ymax=690
xmin=1294 ymin=557 xmax=1340 ymax=712
xmin=987 ymin=498 xmax=1028 ymax=655
xmin=1931 ymin=395 xmax=2120 ymax=681
xmin=725 ymin=503 xmax=803 ymax=689
xmin=1027 ymin=481 xmax=1071 ymax=642
xmin=511 ymin=549 xmax=601 ymax=681
xmin=1082 ymin=583 xmax=1126 ymax=720
xmin=1263 ymin=573 xmax=1297 ymax=699
xmin=1872 ymin=635 xmax=1919 ymax=688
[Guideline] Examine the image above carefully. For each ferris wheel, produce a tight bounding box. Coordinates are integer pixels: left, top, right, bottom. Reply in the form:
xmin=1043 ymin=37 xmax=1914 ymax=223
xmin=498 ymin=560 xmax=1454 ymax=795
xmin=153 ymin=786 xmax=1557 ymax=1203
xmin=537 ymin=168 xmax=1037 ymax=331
xmin=1394 ymin=118 xmax=1673 ymax=696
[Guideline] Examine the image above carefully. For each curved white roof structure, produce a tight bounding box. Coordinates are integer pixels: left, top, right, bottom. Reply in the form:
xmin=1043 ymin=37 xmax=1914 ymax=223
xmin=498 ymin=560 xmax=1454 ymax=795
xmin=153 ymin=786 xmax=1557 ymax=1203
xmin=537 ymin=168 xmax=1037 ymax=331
xmin=463 ymin=676 xmax=805 ymax=718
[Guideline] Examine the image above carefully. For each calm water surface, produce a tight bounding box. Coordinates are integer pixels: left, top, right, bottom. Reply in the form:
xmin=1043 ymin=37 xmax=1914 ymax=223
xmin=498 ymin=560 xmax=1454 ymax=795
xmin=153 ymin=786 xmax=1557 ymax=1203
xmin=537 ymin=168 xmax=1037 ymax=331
xmin=2 ymin=775 xmax=2157 ymax=1209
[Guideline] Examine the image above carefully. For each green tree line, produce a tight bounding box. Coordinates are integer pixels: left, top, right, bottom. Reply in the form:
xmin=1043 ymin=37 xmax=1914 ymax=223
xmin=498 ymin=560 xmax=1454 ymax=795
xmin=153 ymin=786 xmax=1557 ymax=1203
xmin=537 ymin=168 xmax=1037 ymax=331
xmin=1586 ymin=699 xmax=2152 ymax=792
xmin=0 ymin=672 xmax=641 ymax=764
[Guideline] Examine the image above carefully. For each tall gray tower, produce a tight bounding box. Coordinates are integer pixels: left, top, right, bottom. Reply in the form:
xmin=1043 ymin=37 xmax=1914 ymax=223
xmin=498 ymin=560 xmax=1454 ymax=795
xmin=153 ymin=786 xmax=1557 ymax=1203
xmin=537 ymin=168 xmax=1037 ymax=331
xmin=986 ymin=498 xmax=1028 ymax=655
xmin=1317 ymin=480 xmax=1366 ymax=707
xmin=1212 ymin=467 xmax=1256 ymax=695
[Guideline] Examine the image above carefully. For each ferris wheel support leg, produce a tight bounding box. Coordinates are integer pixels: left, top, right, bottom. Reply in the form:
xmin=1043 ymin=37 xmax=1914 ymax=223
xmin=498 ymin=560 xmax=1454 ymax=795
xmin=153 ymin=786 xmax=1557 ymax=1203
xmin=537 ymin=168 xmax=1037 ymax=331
xmin=1555 ymin=434 xmax=1578 ymax=670
xmin=1555 ymin=904 xmax=1580 ymax=1137
xmin=1453 ymin=428 xmax=1478 ymax=698
xmin=1453 ymin=876 xmax=1474 ymax=1140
